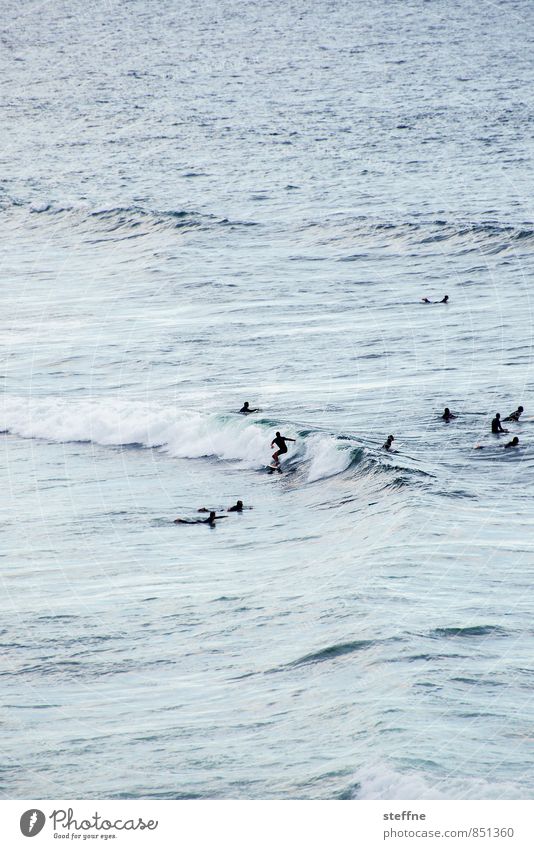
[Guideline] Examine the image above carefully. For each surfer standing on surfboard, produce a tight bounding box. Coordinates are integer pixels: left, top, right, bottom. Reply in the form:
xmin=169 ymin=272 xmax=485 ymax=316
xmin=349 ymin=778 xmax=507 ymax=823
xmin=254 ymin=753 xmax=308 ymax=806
xmin=271 ymin=432 xmax=296 ymax=466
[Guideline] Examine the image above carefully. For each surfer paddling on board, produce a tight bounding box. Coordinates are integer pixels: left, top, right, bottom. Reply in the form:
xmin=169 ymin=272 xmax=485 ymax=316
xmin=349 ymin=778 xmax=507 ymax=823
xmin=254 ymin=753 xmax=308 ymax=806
xmin=421 ymin=295 xmax=449 ymax=304
xmin=239 ymin=401 xmax=260 ymax=414
xmin=475 ymin=437 xmax=520 ymax=450
xmin=228 ymin=500 xmax=246 ymax=512
xmin=198 ymin=500 xmax=250 ymax=513
xmin=175 ymin=511 xmax=226 ymax=527
xmin=504 ymin=405 xmax=524 ymax=422
xmin=198 ymin=499 xmax=252 ymax=519
xmin=270 ymin=432 xmax=296 ymax=467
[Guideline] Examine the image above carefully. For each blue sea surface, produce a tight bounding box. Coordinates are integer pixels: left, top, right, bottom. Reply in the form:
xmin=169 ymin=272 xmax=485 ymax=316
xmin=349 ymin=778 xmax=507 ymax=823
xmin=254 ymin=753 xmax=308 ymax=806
xmin=1 ymin=0 xmax=534 ymax=799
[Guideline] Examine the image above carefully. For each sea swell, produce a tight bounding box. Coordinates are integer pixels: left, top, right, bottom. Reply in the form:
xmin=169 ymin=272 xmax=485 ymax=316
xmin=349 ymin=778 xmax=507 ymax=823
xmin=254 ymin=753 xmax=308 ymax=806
xmin=2 ymin=199 xmax=532 ymax=256
xmin=299 ymin=216 xmax=534 ymax=256
xmin=0 ymin=395 xmax=421 ymax=489
xmin=0 ymin=200 xmax=258 ymax=238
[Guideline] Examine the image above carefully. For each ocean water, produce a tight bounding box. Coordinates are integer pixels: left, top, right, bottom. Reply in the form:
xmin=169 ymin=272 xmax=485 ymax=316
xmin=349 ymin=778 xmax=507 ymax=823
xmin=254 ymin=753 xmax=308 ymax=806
xmin=1 ymin=0 xmax=534 ymax=800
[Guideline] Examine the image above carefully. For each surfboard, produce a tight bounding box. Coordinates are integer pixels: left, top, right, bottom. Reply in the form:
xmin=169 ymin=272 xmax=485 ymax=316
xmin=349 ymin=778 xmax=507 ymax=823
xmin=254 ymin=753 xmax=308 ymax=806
xmin=267 ymin=464 xmax=282 ymax=474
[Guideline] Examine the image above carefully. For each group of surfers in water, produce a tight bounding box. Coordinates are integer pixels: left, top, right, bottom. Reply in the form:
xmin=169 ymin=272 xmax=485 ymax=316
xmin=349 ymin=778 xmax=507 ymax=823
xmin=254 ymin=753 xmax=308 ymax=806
xmin=418 ymin=296 xmax=523 ymax=446
xmin=175 ymin=398 xmax=525 ymax=525
xmin=383 ymin=405 xmax=525 ymax=453
xmin=174 ymin=405 xmax=297 ymax=525
xmin=175 ymin=500 xmax=248 ymax=526
xmin=239 ymin=402 xmax=296 ymax=465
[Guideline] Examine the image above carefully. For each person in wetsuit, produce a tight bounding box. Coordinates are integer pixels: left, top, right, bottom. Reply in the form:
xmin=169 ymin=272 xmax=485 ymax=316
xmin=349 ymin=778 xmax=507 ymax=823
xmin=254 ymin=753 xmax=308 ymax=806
xmin=504 ymin=405 xmax=524 ymax=422
xmin=240 ymin=401 xmax=259 ymax=414
xmin=271 ymin=432 xmax=296 ymax=466
xmin=228 ymin=500 xmax=244 ymax=512
xmin=175 ymin=511 xmax=226 ymax=526
xmin=491 ymin=413 xmax=508 ymax=434
xmin=198 ymin=500 xmax=250 ymax=513
xmin=382 ymin=435 xmax=395 ymax=451
xmin=475 ymin=437 xmax=520 ymax=450
xmin=440 ymin=295 xmax=449 ymax=303
xmin=442 ymin=407 xmax=457 ymax=421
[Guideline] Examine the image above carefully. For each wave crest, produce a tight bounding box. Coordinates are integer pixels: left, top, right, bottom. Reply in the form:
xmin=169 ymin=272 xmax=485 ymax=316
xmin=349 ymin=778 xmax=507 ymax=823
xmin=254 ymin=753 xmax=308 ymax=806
xmin=302 ymin=217 xmax=534 ymax=256
xmin=2 ymin=200 xmax=257 ymax=237
xmin=0 ymin=397 xmax=358 ymax=484
xmin=1 ymin=397 xmax=426 ymax=491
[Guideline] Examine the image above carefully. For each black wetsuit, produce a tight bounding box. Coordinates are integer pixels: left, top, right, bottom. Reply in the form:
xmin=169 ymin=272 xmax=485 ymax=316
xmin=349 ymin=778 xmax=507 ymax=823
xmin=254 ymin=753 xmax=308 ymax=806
xmin=175 ymin=516 xmax=223 ymax=526
xmin=504 ymin=409 xmax=522 ymax=422
xmin=175 ymin=519 xmax=205 ymax=525
xmin=273 ymin=435 xmax=289 ymax=455
xmin=228 ymin=504 xmax=243 ymax=512
xmin=491 ymin=417 xmax=505 ymax=434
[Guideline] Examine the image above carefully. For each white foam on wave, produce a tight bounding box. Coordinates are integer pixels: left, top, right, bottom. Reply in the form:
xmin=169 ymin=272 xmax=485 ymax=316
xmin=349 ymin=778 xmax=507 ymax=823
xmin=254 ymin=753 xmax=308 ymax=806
xmin=1 ymin=396 xmax=353 ymax=483
xmin=352 ymin=764 xmax=528 ymax=800
xmin=301 ymin=432 xmax=354 ymax=482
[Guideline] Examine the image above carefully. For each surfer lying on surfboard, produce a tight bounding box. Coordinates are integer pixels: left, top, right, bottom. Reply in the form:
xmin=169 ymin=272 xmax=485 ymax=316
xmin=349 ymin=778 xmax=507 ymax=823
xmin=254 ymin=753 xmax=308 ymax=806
xmin=174 ymin=511 xmax=226 ymax=526
xmin=239 ymin=401 xmax=260 ymax=414
xmin=270 ymin=432 xmax=296 ymax=466
xmin=198 ymin=501 xmax=250 ymax=513
xmin=421 ymin=295 xmax=449 ymax=304
xmin=474 ymin=437 xmax=519 ymax=450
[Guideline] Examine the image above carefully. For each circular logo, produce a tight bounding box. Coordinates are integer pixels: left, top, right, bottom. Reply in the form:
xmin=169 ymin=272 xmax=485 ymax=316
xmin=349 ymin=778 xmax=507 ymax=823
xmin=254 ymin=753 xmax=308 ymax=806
xmin=20 ymin=810 xmax=46 ymax=837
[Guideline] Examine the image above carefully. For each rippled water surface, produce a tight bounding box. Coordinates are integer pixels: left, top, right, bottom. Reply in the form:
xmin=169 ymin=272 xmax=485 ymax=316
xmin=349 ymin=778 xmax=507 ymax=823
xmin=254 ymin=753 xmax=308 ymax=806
xmin=1 ymin=0 xmax=534 ymax=799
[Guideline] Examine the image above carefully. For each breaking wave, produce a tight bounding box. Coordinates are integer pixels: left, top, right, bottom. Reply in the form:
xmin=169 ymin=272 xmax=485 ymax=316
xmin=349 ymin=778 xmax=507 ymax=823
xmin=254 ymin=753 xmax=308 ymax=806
xmin=349 ymin=764 xmax=529 ymax=800
xmin=0 ymin=396 xmax=418 ymax=487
